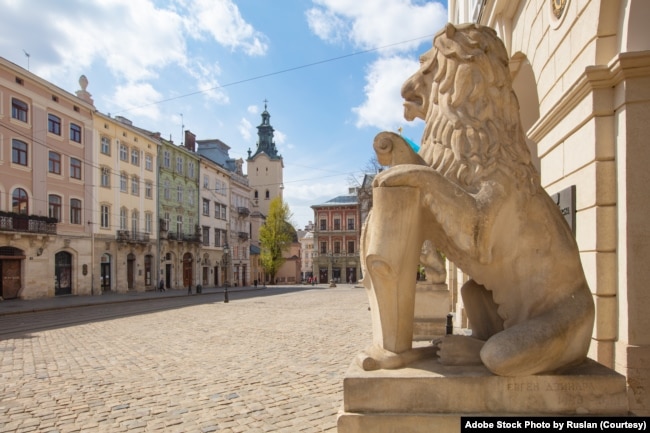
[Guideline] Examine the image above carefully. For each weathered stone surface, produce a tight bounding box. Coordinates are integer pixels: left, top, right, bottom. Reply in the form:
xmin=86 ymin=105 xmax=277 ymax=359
xmin=338 ymin=357 xmax=628 ymax=433
xmin=359 ymin=23 xmax=595 ymax=376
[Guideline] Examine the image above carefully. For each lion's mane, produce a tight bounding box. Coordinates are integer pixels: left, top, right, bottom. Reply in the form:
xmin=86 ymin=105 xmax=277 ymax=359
xmin=418 ymin=24 xmax=539 ymax=194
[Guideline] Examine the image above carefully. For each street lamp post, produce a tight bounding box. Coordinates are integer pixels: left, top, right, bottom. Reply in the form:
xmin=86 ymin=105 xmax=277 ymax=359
xmin=223 ymin=243 xmax=230 ymax=303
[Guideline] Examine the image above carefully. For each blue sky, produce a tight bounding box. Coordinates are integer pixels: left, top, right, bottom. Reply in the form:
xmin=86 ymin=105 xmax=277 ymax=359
xmin=0 ymin=0 xmax=448 ymax=228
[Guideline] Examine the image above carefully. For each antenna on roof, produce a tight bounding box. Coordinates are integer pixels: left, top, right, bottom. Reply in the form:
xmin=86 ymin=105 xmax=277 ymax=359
xmin=22 ymin=49 xmax=30 ymax=71
xmin=180 ymin=113 xmax=184 ymax=145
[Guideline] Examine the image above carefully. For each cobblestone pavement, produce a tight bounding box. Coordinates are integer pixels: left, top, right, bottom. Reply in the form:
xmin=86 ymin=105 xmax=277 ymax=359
xmin=0 ymin=286 xmax=372 ymax=432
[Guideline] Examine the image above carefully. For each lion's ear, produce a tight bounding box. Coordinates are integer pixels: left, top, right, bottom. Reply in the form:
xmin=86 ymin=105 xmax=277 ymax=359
xmin=445 ymin=23 xmax=457 ymax=39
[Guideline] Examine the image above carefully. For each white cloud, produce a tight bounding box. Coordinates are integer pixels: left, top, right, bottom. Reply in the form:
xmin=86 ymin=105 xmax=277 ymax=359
xmin=185 ymin=0 xmax=269 ymax=56
xmin=247 ymin=105 xmax=259 ymax=114
xmin=305 ymin=7 xmax=348 ymax=43
xmin=353 ymin=55 xmax=419 ymax=130
xmin=184 ymin=60 xmax=229 ymax=104
xmin=112 ymin=82 xmax=163 ymax=120
xmin=307 ymin=0 xmax=447 ymax=54
xmin=238 ymin=118 xmax=254 ymax=141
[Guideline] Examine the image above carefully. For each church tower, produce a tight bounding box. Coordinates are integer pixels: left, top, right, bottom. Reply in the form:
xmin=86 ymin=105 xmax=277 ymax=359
xmin=247 ymin=101 xmax=284 ymax=218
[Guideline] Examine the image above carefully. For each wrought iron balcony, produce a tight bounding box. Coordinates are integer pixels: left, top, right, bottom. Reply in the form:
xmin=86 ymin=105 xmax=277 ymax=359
xmin=238 ymin=231 xmax=249 ymax=240
xmin=116 ymin=230 xmax=150 ymax=243
xmin=167 ymin=231 xmax=202 ymax=243
xmin=237 ymin=207 xmax=250 ymax=217
xmin=0 ymin=213 xmax=57 ymax=235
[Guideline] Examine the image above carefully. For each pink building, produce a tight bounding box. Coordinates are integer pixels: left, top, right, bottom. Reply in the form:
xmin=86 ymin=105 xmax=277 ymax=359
xmin=0 ymin=58 xmax=95 ymax=299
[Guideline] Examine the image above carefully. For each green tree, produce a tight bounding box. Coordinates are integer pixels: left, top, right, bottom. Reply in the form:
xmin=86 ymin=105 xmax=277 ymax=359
xmin=259 ymin=198 xmax=295 ymax=284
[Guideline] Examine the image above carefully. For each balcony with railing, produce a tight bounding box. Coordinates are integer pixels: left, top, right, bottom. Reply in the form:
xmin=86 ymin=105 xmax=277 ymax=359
xmin=238 ymin=231 xmax=249 ymax=241
xmin=237 ymin=207 xmax=250 ymax=217
xmin=0 ymin=213 xmax=57 ymax=235
xmin=167 ymin=231 xmax=202 ymax=243
xmin=116 ymin=230 xmax=151 ymax=243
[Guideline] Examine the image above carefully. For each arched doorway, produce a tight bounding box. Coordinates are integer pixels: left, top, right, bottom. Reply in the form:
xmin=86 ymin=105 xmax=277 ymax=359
xmin=55 ymin=252 xmax=72 ymax=296
xmin=0 ymin=246 xmax=24 ymax=299
xmin=100 ymin=253 xmax=111 ymax=292
xmin=127 ymin=253 xmax=135 ymax=290
xmin=182 ymin=252 xmax=193 ymax=289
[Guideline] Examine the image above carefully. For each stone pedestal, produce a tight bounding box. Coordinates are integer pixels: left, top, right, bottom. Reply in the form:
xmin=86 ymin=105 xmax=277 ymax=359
xmin=413 ymin=282 xmax=449 ymax=340
xmin=338 ymin=357 xmax=628 ymax=433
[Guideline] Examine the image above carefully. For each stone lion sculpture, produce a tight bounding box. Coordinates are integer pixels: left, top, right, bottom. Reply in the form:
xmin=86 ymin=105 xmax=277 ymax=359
xmin=359 ymin=23 xmax=594 ymax=376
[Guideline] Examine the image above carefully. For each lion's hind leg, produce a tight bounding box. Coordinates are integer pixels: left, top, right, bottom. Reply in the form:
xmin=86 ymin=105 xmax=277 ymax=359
xmin=461 ymin=279 xmax=504 ymax=341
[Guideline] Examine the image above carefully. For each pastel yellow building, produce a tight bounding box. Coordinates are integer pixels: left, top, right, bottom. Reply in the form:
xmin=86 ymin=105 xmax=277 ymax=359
xmin=92 ymin=113 xmax=159 ymax=292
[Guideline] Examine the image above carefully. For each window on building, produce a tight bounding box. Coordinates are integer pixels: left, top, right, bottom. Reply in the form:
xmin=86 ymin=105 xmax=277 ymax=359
xmin=119 ymin=143 xmax=128 ymax=161
xmin=188 ymin=161 xmax=195 ymax=178
xmin=202 ymin=199 xmax=210 ymax=216
xmin=188 ymin=188 xmax=195 ymax=206
xmin=131 ymin=210 xmax=138 ymax=233
xmin=12 ymin=188 xmax=28 ymax=214
xmin=202 ymin=226 xmax=210 ymax=246
xmin=203 ymin=175 xmax=209 ymax=188
xmin=48 ymin=114 xmax=61 ymax=135
xmin=131 ymin=149 xmax=139 ymax=166
xmin=163 ymin=180 xmax=170 ymax=200
xmin=12 ymin=139 xmax=28 ymax=166
xmin=100 ymin=167 xmax=110 ymax=187
xmin=254 ymin=190 xmax=258 ymax=199
xmin=145 ymin=181 xmax=152 ymax=199
xmin=145 ymin=212 xmax=152 ymax=233
xmin=176 ymin=215 xmax=183 ymax=236
xmin=101 ymin=136 xmax=111 ymax=155
xmin=120 ymin=207 xmax=127 ymax=230
xmin=320 ymin=219 xmax=326 ymax=231
xmin=145 ymin=154 xmax=153 ymax=171
xmin=348 ymin=217 xmax=355 ymax=230
xmin=320 ymin=241 xmax=327 ymax=254
xmin=347 ymin=241 xmax=355 ymax=255
xmin=48 ymin=195 xmax=62 ymax=222
xmin=334 ymin=218 xmax=341 ymax=231
xmin=176 ymin=156 xmax=183 ymax=174
xmin=70 ymin=199 xmax=82 ymax=225
xmin=334 ymin=241 xmax=341 ymax=254
xmin=48 ymin=151 xmax=61 ymax=174
xmin=177 ymin=185 xmax=183 ymax=203
xmin=214 ymin=202 xmax=219 ymax=219
xmin=70 ymin=123 xmax=82 ymax=143
xmin=11 ymin=98 xmax=28 ymax=122
xmin=120 ymin=172 xmax=128 ymax=192
xmin=265 ymin=190 xmax=270 ymax=199
xmin=214 ymin=229 xmax=221 ymax=247
xmin=70 ymin=158 xmax=82 ymax=180
xmin=163 ymin=151 xmax=170 ymax=168
xmin=131 ymin=176 xmax=139 ymax=196
xmin=101 ymin=205 xmax=110 ymax=228
xmin=220 ymin=204 xmax=227 ymax=220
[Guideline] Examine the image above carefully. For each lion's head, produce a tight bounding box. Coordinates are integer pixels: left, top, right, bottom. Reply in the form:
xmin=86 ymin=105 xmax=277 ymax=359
xmin=402 ymin=23 xmax=539 ymax=194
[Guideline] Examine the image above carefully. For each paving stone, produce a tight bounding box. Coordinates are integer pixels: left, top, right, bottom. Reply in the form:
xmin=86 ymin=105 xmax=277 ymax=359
xmin=0 ymin=286 xmax=371 ymax=432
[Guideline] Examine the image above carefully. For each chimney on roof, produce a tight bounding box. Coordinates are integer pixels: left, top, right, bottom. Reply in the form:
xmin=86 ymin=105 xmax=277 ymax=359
xmin=184 ymin=130 xmax=196 ymax=152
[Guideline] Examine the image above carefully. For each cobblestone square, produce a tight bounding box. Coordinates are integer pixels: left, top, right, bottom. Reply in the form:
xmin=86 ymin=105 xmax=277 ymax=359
xmin=0 ymin=286 xmax=371 ymax=432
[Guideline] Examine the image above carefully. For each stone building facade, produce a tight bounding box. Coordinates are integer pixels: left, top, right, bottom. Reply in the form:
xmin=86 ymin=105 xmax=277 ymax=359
xmin=158 ymin=134 xmax=201 ymax=290
xmin=92 ymin=113 xmax=159 ymax=293
xmin=0 ymin=58 xmax=95 ymax=299
xmin=311 ymin=191 xmax=361 ymax=284
xmin=449 ymin=0 xmax=650 ymax=414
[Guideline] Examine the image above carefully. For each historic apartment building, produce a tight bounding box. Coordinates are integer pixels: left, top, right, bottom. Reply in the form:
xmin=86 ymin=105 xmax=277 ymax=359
xmin=0 ymin=58 xmax=95 ymax=299
xmin=196 ymin=138 xmax=252 ymax=287
xmin=198 ymin=154 xmax=231 ymax=288
xmin=311 ymin=190 xmax=360 ymax=284
xmin=92 ymin=113 xmax=159 ymax=293
xmin=449 ymin=0 xmax=650 ymax=414
xmin=158 ymin=134 xmax=201 ymax=290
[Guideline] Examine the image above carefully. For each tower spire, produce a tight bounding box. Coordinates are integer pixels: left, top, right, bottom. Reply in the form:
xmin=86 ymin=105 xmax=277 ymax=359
xmin=249 ymin=100 xmax=280 ymax=160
